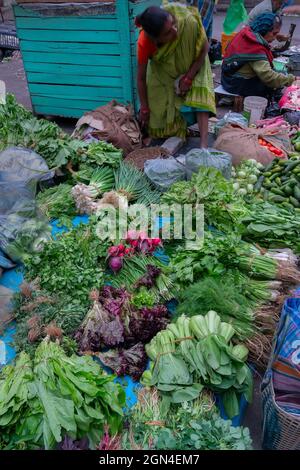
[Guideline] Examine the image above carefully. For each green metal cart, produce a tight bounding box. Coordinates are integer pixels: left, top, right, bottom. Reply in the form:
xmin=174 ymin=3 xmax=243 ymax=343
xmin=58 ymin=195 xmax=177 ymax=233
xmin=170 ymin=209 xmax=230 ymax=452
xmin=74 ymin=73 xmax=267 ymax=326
xmin=13 ymin=0 xmax=160 ymax=117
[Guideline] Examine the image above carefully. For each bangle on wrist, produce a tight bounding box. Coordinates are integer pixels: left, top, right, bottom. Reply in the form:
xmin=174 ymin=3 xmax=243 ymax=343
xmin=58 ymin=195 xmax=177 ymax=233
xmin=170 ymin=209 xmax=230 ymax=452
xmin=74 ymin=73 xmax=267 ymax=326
xmin=183 ymin=76 xmax=193 ymax=85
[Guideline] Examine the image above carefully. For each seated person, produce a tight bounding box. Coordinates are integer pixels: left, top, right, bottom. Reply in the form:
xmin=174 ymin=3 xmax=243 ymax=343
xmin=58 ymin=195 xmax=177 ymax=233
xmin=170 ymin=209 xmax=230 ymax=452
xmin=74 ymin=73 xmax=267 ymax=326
xmin=221 ymin=13 xmax=295 ymax=98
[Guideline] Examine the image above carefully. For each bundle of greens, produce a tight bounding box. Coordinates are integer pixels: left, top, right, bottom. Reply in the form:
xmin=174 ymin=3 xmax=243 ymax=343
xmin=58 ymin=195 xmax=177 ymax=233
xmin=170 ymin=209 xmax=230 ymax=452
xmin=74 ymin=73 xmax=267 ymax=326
xmin=93 ymin=343 xmax=148 ymax=381
xmin=108 ymin=255 xmax=176 ymax=302
xmin=0 ymin=94 xmax=85 ymax=168
xmin=36 ymin=183 xmax=77 ymax=225
xmin=13 ymin=282 xmax=87 ymax=356
xmin=74 ymin=140 xmax=123 ymax=169
xmin=169 ymin=230 xmax=243 ymax=285
xmin=176 ymin=275 xmax=254 ymax=340
xmin=161 ymin=167 xmax=249 ymax=233
xmin=114 ymin=162 xmax=161 ymax=206
xmin=71 ymin=166 xmax=115 ymax=214
xmin=24 ymin=222 xmax=108 ymax=307
xmin=75 ymin=285 xmax=169 ymax=379
xmin=122 ymin=388 xmax=252 ymax=450
xmin=142 ymin=311 xmax=253 ymax=418
xmin=243 ymin=200 xmax=300 ymax=252
xmin=0 ymin=340 xmax=125 ymax=450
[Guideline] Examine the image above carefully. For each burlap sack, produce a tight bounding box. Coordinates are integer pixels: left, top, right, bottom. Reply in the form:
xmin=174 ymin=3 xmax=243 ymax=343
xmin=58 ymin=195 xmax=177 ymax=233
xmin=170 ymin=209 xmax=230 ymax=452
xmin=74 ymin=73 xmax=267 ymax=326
xmin=215 ymin=124 xmax=291 ymax=166
xmin=74 ymin=100 xmax=142 ymax=156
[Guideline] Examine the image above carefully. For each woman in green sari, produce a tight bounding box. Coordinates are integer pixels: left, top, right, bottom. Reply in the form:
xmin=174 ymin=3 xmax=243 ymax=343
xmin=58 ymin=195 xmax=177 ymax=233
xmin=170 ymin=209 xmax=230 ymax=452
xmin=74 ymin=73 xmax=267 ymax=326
xmin=136 ymin=2 xmax=216 ymax=148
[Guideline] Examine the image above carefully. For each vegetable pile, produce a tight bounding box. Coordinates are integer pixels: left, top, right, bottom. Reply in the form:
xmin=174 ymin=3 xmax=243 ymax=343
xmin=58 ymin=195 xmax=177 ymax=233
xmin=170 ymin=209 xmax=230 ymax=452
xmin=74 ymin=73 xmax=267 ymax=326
xmin=142 ymin=311 xmax=253 ymax=418
xmin=258 ymin=155 xmax=300 ymax=209
xmin=232 ymin=159 xmax=263 ymax=196
xmin=0 ymin=340 xmax=125 ymax=450
xmin=2 ymin=92 xmax=300 ymax=451
xmin=122 ymin=388 xmax=252 ymax=450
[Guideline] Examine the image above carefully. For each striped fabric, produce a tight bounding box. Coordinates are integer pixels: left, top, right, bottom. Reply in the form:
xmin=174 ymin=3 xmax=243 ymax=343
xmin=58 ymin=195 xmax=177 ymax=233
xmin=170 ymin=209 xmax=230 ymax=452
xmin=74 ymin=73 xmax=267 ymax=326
xmin=271 ymin=295 xmax=300 ymax=416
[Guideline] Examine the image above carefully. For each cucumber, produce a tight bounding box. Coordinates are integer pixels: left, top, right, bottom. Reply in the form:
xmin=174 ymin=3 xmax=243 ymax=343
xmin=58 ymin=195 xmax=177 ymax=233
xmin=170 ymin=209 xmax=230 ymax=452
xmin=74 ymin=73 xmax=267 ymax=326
xmin=263 ymin=161 xmax=275 ymax=172
xmin=271 ymin=187 xmax=285 ymax=196
xmin=254 ymin=175 xmax=264 ymax=192
xmin=280 ymin=175 xmax=289 ymax=182
xmin=275 ymin=177 xmax=282 ymax=186
xmin=289 ymin=196 xmax=300 ymax=207
xmin=271 ymin=165 xmax=282 ymax=173
xmin=263 ymin=171 xmax=272 ymax=177
xmin=284 ymin=185 xmax=294 ymax=196
xmin=269 ymin=195 xmax=286 ymax=203
xmin=263 ymin=178 xmax=272 ymax=188
xmin=294 ymin=185 xmax=300 ymax=201
xmin=281 ymin=202 xmax=294 ymax=210
xmin=270 ymin=173 xmax=280 ymax=181
xmin=283 ymin=160 xmax=300 ymax=173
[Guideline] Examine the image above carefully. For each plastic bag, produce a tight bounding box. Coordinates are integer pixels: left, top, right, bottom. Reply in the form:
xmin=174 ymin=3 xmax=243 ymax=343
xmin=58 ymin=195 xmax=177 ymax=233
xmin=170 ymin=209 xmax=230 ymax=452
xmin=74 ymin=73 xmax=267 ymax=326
xmin=0 ymin=146 xmax=54 ymax=183
xmin=284 ymin=111 xmax=300 ymax=126
xmin=215 ymin=112 xmax=248 ymax=136
xmin=185 ymin=148 xmax=232 ymax=180
xmin=223 ymin=0 xmax=248 ymax=35
xmin=0 ymin=176 xmax=51 ymax=263
xmin=144 ymin=156 xmax=186 ymax=192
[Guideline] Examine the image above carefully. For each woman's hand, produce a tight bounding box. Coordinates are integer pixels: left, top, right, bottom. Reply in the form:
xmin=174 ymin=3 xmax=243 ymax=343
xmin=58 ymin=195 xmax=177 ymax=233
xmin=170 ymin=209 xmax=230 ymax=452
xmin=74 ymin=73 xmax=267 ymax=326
xmin=139 ymin=107 xmax=150 ymax=128
xmin=276 ymin=33 xmax=289 ymax=42
xmin=179 ymin=75 xmax=193 ymax=95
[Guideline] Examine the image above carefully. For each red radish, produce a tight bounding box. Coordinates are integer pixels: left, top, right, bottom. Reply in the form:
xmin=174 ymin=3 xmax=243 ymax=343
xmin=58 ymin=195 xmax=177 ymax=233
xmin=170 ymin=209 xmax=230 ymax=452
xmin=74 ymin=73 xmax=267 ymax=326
xmin=109 ymin=256 xmax=123 ymax=273
xmin=152 ymin=238 xmax=161 ymax=246
xmin=117 ymin=244 xmax=125 ymax=252
xmin=108 ymin=246 xmax=119 ymax=256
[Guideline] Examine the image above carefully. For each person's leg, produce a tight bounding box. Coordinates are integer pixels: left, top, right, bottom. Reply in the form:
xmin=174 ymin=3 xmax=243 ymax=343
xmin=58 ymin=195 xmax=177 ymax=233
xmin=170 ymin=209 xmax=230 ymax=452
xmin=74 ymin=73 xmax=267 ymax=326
xmin=197 ymin=112 xmax=209 ymax=148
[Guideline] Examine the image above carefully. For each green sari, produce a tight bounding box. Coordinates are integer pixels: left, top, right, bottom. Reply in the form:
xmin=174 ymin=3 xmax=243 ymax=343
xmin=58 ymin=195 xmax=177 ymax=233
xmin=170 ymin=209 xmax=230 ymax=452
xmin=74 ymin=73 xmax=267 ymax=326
xmin=147 ymin=2 xmax=216 ymax=139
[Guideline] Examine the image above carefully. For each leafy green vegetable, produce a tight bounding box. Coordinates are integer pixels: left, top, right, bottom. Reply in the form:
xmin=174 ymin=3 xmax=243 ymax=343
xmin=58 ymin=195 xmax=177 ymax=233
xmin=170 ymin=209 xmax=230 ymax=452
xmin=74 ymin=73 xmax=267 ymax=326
xmin=0 ymin=95 xmax=86 ymax=168
xmin=142 ymin=312 xmax=253 ymax=418
xmin=13 ymin=285 xmax=87 ymax=356
xmin=36 ymin=183 xmax=77 ymax=225
xmin=176 ymin=275 xmax=254 ymax=340
xmin=0 ymin=340 xmax=125 ymax=450
xmin=122 ymin=388 xmax=252 ymax=450
xmin=243 ymin=200 xmax=300 ymax=252
xmin=162 ymin=167 xmax=249 ymax=234
xmin=24 ymin=222 xmax=108 ymax=307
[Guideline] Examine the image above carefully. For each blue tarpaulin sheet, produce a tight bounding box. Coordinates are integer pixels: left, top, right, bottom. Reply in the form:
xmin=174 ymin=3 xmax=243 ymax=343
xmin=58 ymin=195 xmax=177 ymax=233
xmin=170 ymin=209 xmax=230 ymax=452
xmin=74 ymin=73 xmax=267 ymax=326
xmin=0 ymin=215 xmax=247 ymax=420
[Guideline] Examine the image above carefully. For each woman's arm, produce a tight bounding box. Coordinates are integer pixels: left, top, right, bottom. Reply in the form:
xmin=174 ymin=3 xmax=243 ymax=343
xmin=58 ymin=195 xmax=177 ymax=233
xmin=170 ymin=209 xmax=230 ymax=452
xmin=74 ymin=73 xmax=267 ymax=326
xmin=250 ymin=60 xmax=295 ymax=89
xmin=137 ymin=62 xmax=150 ymax=125
xmin=179 ymin=39 xmax=210 ymax=94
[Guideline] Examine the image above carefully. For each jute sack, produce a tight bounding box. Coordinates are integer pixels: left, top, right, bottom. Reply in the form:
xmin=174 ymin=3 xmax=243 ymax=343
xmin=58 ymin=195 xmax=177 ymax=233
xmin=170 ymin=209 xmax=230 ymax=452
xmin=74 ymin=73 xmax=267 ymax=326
xmin=73 ymin=100 xmax=142 ymax=156
xmin=215 ymin=124 xmax=291 ymax=166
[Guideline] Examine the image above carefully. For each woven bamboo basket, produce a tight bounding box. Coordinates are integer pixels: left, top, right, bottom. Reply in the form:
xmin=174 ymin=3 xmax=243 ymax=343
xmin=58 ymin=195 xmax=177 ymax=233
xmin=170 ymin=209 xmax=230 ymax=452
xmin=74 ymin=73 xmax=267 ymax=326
xmin=262 ymin=377 xmax=300 ymax=450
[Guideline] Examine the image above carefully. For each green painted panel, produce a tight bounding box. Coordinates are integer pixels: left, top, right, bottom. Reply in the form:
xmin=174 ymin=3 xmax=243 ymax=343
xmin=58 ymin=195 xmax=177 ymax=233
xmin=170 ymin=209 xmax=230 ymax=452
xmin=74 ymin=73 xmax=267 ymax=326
xmin=31 ymin=95 xmax=107 ymax=110
xmin=17 ymin=29 xmax=119 ymax=43
xmin=27 ymin=72 xmax=122 ymax=87
xmin=28 ymin=83 xmax=123 ymax=100
xmin=33 ymin=105 xmax=88 ymax=118
xmin=20 ymin=40 xmax=121 ymax=55
xmin=16 ymin=17 xmax=118 ymax=31
xmin=21 ymin=51 xmax=121 ymax=67
xmin=14 ymin=5 xmax=116 ymax=19
xmin=116 ymin=1 xmax=133 ymax=103
xmin=25 ymin=62 xmax=122 ymax=78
